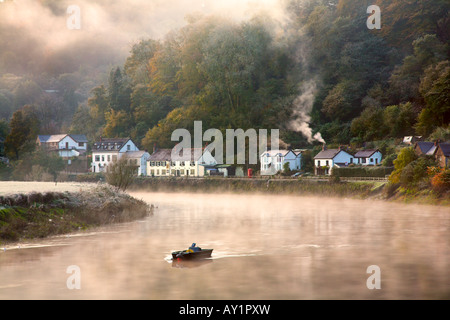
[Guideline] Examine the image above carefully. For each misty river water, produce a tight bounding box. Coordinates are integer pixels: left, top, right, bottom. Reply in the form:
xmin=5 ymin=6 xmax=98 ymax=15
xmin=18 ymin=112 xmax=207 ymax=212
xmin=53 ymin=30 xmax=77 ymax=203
xmin=0 ymin=191 xmax=449 ymax=299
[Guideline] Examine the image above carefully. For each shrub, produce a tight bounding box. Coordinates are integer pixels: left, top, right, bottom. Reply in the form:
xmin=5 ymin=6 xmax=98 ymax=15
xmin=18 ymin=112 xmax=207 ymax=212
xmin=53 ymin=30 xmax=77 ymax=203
xmin=332 ymin=166 xmax=394 ymax=177
xmin=429 ymin=167 xmax=450 ymax=194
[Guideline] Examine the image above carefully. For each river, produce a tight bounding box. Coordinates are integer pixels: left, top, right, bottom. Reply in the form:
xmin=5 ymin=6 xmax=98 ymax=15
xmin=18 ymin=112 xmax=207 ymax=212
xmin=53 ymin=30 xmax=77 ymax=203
xmin=0 ymin=190 xmax=449 ymax=299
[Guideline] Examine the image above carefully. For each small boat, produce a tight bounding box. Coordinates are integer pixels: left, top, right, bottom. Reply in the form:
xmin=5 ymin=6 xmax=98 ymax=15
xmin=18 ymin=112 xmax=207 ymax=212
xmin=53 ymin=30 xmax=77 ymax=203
xmin=172 ymin=243 xmax=213 ymax=261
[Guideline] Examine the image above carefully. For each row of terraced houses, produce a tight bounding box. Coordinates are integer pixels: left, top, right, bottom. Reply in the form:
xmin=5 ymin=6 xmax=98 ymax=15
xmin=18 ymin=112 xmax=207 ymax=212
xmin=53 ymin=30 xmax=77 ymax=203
xmin=34 ymin=134 xmax=450 ymax=177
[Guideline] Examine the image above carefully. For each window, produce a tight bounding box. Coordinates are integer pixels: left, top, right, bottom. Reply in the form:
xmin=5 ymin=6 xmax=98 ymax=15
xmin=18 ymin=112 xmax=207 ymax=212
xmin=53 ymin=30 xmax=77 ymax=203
xmin=107 ymin=155 xmax=111 ymax=162
xmin=127 ymin=145 xmax=131 ymax=151
xmin=181 ymin=161 xmax=185 ymax=166
xmin=180 ymin=169 xmax=185 ymax=175
xmin=171 ymin=161 xmax=176 ymax=166
xmin=171 ymin=170 xmax=176 ymax=175
xmin=162 ymin=169 xmax=166 ymax=175
xmin=150 ymin=169 xmax=155 ymax=176
xmin=362 ymin=158 xmax=366 ymax=164
xmin=190 ymin=169 xmax=195 ymax=175
xmin=112 ymin=155 xmax=117 ymax=162
xmin=78 ymin=142 xmax=84 ymax=147
xmin=95 ymin=155 xmax=100 ymax=162
xmin=101 ymin=155 xmax=105 ymax=162
xmin=370 ymin=158 xmax=374 ymax=163
xmin=150 ymin=162 xmax=155 ymax=167
xmin=317 ymin=160 xmax=320 ymax=166
xmin=190 ymin=161 xmax=195 ymax=167
xmin=156 ymin=169 xmax=160 ymax=175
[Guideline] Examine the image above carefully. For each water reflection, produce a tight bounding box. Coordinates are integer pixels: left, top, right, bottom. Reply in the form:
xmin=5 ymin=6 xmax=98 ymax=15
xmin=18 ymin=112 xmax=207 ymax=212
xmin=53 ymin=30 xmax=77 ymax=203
xmin=172 ymin=259 xmax=213 ymax=269
xmin=0 ymin=192 xmax=448 ymax=299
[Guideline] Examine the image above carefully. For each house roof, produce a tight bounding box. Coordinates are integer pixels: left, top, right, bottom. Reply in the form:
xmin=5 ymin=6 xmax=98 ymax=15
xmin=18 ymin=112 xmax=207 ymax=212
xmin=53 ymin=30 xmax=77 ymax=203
xmin=403 ymin=136 xmax=422 ymax=143
xmin=149 ymin=148 xmax=210 ymax=161
xmin=70 ymin=134 xmax=88 ymax=143
xmin=415 ymin=142 xmax=435 ymax=154
xmin=292 ymin=149 xmax=306 ymax=156
xmin=149 ymin=149 xmax=173 ymax=161
xmin=92 ymin=138 xmax=131 ymax=151
xmin=125 ymin=151 xmax=148 ymax=158
xmin=354 ymin=149 xmax=379 ymax=158
xmin=261 ymin=150 xmax=291 ymax=157
xmin=314 ymin=149 xmax=342 ymax=159
xmin=38 ymin=134 xmax=68 ymax=143
xmin=437 ymin=143 xmax=450 ymax=157
xmin=37 ymin=134 xmax=87 ymax=144
xmin=425 ymin=145 xmax=437 ymax=156
xmin=176 ymin=147 xmax=208 ymax=161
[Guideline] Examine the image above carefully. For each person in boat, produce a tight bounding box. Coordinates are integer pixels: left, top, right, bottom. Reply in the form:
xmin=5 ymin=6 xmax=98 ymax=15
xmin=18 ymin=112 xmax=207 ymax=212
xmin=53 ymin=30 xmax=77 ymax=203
xmin=189 ymin=243 xmax=201 ymax=252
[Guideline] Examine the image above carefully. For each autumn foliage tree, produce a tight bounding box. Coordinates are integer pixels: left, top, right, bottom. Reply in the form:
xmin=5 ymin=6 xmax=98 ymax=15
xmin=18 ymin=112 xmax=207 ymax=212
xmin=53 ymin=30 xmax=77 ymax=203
xmin=4 ymin=105 xmax=40 ymax=160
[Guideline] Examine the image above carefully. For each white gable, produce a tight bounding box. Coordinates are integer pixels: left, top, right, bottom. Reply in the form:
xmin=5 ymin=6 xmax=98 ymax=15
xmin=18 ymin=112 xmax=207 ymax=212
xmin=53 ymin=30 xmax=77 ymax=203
xmin=119 ymin=140 xmax=139 ymax=153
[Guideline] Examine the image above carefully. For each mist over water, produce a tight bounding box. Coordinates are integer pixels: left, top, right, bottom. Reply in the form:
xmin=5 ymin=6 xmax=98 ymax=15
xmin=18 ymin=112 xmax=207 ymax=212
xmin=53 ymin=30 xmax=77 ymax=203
xmin=0 ymin=191 xmax=448 ymax=299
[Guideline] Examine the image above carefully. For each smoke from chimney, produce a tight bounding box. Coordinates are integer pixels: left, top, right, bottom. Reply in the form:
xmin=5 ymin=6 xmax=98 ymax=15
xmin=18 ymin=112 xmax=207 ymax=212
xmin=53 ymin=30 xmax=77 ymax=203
xmin=288 ymin=80 xmax=325 ymax=144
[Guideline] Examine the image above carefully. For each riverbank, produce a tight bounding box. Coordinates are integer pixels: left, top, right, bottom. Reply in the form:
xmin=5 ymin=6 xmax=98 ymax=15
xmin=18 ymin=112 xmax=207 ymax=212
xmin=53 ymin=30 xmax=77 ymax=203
xmin=0 ymin=185 xmax=152 ymax=244
xmin=129 ymin=177 xmax=450 ymax=206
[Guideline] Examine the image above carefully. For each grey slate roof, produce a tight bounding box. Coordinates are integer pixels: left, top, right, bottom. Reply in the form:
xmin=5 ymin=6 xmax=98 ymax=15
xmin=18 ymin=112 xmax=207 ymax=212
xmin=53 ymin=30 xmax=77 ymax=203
xmin=37 ymin=134 xmax=88 ymax=144
xmin=92 ymin=138 xmax=130 ymax=151
xmin=314 ymin=149 xmax=341 ymax=159
xmin=438 ymin=143 xmax=450 ymax=157
xmin=70 ymin=134 xmax=88 ymax=143
xmin=125 ymin=151 xmax=148 ymax=158
xmin=149 ymin=148 xmax=207 ymax=161
xmin=354 ymin=149 xmax=379 ymax=158
xmin=38 ymin=134 xmax=67 ymax=143
xmin=415 ymin=142 xmax=435 ymax=154
xmin=149 ymin=149 xmax=173 ymax=161
xmin=260 ymin=150 xmax=291 ymax=157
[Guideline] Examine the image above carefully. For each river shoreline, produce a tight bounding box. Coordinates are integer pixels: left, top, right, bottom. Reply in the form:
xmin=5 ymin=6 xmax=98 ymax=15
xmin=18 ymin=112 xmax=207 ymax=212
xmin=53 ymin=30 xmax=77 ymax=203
xmin=0 ymin=184 xmax=152 ymax=245
xmin=129 ymin=177 xmax=450 ymax=206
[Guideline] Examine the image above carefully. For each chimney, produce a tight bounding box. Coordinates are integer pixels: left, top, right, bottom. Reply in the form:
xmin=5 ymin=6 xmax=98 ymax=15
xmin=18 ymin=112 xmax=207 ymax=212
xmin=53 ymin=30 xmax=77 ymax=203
xmin=322 ymin=143 xmax=327 ymax=151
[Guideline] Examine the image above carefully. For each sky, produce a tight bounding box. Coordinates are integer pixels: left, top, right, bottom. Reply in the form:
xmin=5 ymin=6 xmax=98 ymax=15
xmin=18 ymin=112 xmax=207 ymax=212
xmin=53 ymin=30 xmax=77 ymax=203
xmin=0 ymin=0 xmax=287 ymax=73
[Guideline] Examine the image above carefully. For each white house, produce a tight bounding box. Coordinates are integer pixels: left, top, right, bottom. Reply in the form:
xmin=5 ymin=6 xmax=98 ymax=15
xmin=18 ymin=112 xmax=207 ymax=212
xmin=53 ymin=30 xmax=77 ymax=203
xmin=354 ymin=149 xmax=383 ymax=166
xmin=147 ymin=148 xmax=217 ymax=177
xmin=314 ymin=147 xmax=354 ymax=175
xmin=91 ymin=138 xmax=140 ymax=173
xmin=260 ymin=149 xmax=301 ymax=175
xmin=37 ymin=134 xmax=88 ymax=158
xmin=124 ymin=151 xmax=150 ymax=176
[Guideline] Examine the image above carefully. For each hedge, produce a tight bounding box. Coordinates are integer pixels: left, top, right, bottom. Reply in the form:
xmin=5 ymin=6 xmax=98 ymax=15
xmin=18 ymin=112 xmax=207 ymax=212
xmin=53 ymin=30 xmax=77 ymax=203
xmin=332 ymin=166 xmax=394 ymax=177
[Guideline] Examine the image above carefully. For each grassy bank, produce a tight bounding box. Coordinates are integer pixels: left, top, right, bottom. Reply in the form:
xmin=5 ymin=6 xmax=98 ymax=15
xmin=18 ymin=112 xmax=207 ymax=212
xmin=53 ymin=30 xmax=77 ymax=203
xmin=130 ymin=177 xmax=449 ymax=206
xmin=0 ymin=185 xmax=152 ymax=243
xmin=130 ymin=177 xmax=381 ymax=199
